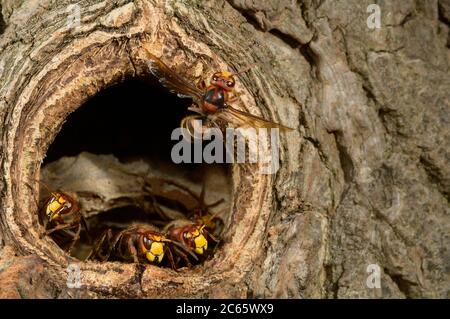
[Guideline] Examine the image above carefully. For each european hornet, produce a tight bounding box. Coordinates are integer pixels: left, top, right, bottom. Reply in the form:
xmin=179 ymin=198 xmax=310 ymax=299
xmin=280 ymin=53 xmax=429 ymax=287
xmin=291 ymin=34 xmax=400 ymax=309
xmin=142 ymin=47 xmax=293 ymax=135
xmin=165 ymin=218 xmax=215 ymax=254
xmin=30 ymin=180 xmax=89 ymax=254
xmin=88 ymin=224 xmax=198 ymax=269
xmin=159 ymin=180 xmax=225 ymax=237
xmin=155 ymin=181 xmax=225 ymax=266
xmin=163 ymin=211 xmax=222 ymax=268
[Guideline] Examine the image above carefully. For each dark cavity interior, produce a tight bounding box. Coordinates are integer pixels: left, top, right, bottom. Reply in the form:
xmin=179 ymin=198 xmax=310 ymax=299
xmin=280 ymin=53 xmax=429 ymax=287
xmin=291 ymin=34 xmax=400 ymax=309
xmin=40 ymin=77 xmax=231 ymax=267
xmin=45 ymin=78 xmax=190 ymax=164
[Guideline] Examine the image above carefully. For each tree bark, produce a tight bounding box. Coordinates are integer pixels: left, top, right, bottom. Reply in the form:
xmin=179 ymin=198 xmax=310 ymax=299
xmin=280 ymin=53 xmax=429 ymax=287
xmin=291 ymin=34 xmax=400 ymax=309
xmin=0 ymin=0 xmax=449 ymax=298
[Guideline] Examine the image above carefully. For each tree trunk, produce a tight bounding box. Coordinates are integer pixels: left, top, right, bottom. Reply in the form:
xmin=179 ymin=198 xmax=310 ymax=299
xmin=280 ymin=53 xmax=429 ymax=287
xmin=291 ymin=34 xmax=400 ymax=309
xmin=0 ymin=0 xmax=449 ymax=298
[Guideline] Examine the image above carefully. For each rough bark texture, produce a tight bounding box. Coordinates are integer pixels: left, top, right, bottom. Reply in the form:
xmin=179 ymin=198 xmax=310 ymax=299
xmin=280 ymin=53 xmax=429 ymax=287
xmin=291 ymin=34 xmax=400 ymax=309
xmin=0 ymin=0 xmax=449 ymax=298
